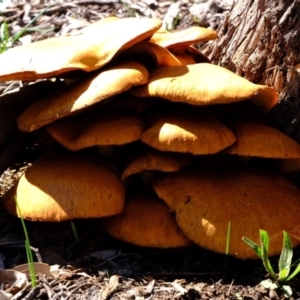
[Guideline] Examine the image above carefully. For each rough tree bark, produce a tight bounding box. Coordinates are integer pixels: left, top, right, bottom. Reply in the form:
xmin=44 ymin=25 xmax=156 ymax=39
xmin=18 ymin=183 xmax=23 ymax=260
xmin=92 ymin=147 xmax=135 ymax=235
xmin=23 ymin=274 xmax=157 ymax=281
xmin=201 ymin=0 xmax=300 ymax=141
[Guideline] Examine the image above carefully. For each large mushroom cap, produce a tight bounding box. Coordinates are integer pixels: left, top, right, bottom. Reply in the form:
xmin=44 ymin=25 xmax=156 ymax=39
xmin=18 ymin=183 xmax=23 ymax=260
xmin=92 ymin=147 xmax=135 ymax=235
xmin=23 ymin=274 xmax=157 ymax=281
xmin=17 ymin=61 xmax=148 ymax=132
xmin=46 ymin=109 xmax=144 ymax=151
xmin=2 ymin=153 xmax=125 ymax=221
xmin=101 ymin=193 xmax=193 ymax=248
xmin=152 ymin=166 xmax=300 ymax=259
xmin=223 ymin=118 xmax=300 ymax=158
xmin=141 ymin=108 xmax=236 ymax=154
xmin=131 ymin=63 xmax=278 ymax=111
xmin=0 ymin=17 xmax=162 ymax=81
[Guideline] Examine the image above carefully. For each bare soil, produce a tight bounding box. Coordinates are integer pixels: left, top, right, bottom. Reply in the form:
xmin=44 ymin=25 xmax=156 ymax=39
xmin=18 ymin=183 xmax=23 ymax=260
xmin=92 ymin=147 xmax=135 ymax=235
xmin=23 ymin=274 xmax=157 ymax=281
xmin=1 ymin=1 xmax=300 ymax=299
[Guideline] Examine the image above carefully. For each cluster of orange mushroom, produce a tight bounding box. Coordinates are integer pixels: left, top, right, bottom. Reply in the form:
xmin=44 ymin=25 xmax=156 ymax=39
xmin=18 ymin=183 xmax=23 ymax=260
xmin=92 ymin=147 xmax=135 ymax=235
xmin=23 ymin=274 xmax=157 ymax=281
xmin=1 ymin=16 xmax=300 ymax=259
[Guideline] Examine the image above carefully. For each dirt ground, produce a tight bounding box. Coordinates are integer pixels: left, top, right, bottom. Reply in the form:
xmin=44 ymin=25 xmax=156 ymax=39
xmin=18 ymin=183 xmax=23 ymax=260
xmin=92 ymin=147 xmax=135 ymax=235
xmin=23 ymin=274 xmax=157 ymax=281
xmin=1 ymin=0 xmax=300 ymax=299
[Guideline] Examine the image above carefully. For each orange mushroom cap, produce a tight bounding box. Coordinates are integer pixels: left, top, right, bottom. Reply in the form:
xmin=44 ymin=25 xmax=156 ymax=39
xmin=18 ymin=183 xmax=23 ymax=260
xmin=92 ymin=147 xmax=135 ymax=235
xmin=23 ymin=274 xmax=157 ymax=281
xmin=121 ymin=150 xmax=183 ymax=181
xmin=119 ymin=41 xmax=183 ymax=68
xmin=131 ymin=63 xmax=278 ymax=111
xmin=101 ymin=193 xmax=193 ymax=248
xmin=152 ymin=166 xmax=300 ymax=259
xmin=0 ymin=17 xmax=162 ymax=81
xmin=17 ymin=61 xmax=149 ymax=132
xmin=223 ymin=118 xmax=300 ymax=158
xmin=2 ymin=153 xmax=125 ymax=221
xmin=46 ymin=109 xmax=144 ymax=151
xmin=141 ymin=108 xmax=236 ymax=155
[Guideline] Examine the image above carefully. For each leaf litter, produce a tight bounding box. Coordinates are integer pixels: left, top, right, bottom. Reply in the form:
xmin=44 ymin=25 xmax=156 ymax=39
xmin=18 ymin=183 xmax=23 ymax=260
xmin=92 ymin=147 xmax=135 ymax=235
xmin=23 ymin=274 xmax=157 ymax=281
xmin=1 ymin=0 xmax=300 ymax=299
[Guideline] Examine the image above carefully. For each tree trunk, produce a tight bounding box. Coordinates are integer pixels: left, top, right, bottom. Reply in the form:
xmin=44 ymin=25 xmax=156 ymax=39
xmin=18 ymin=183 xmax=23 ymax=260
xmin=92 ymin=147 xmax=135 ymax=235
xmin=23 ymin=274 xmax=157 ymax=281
xmin=200 ymin=0 xmax=300 ymax=141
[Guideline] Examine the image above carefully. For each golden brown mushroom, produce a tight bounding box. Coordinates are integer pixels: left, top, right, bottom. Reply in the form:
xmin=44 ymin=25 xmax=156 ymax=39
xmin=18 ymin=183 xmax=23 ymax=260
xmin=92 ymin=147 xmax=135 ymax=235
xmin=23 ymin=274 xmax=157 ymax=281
xmin=46 ymin=109 xmax=144 ymax=151
xmin=119 ymin=41 xmax=182 ymax=68
xmin=131 ymin=63 xmax=278 ymax=111
xmin=3 ymin=153 xmax=125 ymax=221
xmin=141 ymin=108 xmax=236 ymax=155
xmin=17 ymin=61 xmax=149 ymax=132
xmin=0 ymin=17 xmax=162 ymax=81
xmin=101 ymin=193 xmax=193 ymax=248
xmin=152 ymin=166 xmax=300 ymax=259
xmin=121 ymin=150 xmax=183 ymax=181
xmin=223 ymin=118 xmax=300 ymax=158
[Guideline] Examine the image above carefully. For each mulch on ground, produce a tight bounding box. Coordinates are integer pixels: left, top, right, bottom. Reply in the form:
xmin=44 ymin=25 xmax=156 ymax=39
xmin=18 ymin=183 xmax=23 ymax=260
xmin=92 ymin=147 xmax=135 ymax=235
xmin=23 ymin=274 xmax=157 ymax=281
xmin=1 ymin=1 xmax=300 ymax=299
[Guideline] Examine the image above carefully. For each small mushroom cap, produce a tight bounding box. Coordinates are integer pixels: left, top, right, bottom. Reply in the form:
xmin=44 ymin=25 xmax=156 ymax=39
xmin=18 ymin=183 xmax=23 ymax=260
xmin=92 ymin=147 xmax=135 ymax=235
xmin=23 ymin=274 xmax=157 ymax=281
xmin=131 ymin=63 xmax=278 ymax=111
xmin=152 ymin=166 xmax=300 ymax=259
xmin=149 ymin=26 xmax=218 ymax=49
xmin=120 ymin=41 xmax=182 ymax=68
xmin=223 ymin=118 xmax=300 ymax=158
xmin=0 ymin=17 xmax=161 ymax=81
xmin=141 ymin=108 xmax=236 ymax=154
xmin=17 ymin=61 xmax=148 ymax=132
xmin=101 ymin=193 xmax=193 ymax=248
xmin=46 ymin=109 xmax=144 ymax=151
xmin=143 ymin=42 xmax=182 ymax=67
xmin=2 ymin=153 xmax=125 ymax=221
xmin=121 ymin=151 xmax=182 ymax=180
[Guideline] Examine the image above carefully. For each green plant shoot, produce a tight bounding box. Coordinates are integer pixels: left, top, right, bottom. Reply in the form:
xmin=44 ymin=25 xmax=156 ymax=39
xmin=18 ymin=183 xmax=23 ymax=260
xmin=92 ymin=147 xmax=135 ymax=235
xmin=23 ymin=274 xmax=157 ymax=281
xmin=70 ymin=221 xmax=79 ymax=245
xmin=15 ymin=196 xmax=36 ymax=287
xmin=226 ymin=221 xmax=231 ymax=255
xmin=224 ymin=221 xmax=231 ymax=269
xmin=242 ymin=230 xmax=300 ymax=298
xmin=0 ymin=3 xmax=53 ymax=53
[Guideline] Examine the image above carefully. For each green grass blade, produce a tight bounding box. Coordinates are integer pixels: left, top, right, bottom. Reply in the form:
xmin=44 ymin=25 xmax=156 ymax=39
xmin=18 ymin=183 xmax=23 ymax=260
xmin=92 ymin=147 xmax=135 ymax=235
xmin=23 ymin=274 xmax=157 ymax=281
xmin=0 ymin=21 xmax=9 ymax=53
xmin=0 ymin=3 xmax=53 ymax=53
xmin=286 ymin=262 xmax=300 ymax=281
xmin=259 ymin=230 xmax=276 ymax=279
xmin=70 ymin=221 xmax=79 ymax=245
xmin=260 ymin=230 xmax=269 ymax=253
xmin=242 ymin=236 xmax=262 ymax=259
xmin=226 ymin=221 xmax=231 ymax=255
xmin=278 ymin=231 xmax=293 ymax=281
xmin=15 ymin=196 xmax=37 ymax=287
xmin=25 ymin=240 xmax=36 ymax=286
xmin=0 ymin=21 xmax=9 ymax=42
xmin=224 ymin=221 xmax=231 ymax=269
xmin=11 ymin=3 xmax=54 ymax=44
